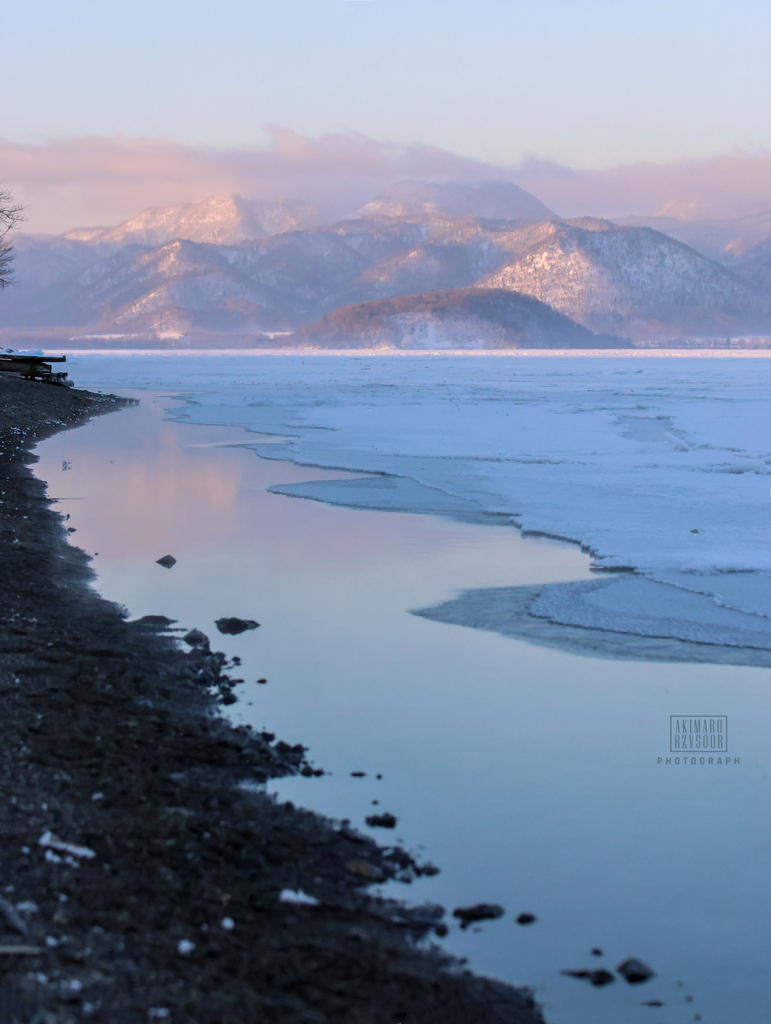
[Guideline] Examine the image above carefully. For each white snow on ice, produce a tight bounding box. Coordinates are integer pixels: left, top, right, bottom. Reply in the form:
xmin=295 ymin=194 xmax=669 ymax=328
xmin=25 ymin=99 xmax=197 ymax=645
xmin=68 ymin=351 xmax=771 ymax=652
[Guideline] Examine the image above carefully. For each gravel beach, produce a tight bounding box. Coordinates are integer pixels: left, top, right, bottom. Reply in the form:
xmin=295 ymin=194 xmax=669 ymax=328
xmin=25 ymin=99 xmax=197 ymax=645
xmin=0 ymin=374 xmax=544 ymax=1024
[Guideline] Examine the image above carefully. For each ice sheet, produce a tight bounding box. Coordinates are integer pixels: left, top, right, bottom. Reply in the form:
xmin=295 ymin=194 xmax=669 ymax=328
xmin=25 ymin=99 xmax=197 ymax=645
xmin=68 ymin=352 xmax=771 ymax=653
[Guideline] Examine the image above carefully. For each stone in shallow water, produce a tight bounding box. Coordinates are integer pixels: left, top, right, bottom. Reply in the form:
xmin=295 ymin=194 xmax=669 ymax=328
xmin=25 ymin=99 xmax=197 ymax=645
xmin=365 ymin=813 xmax=397 ymax=828
xmin=452 ymin=903 xmax=504 ymax=929
xmin=182 ymin=629 xmax=209 ymax=648
xmin=617 ymin=957 xmax=655 ymax=984
xmin=215 ymin=617 xmax=259 ymax=635
xmin=560 ymin=968 xmax=615 ymax=987
xmin=155 ymin=554 xmax=177 ymax=569
xmin=135 ymin=615 xmax=177 ymax=630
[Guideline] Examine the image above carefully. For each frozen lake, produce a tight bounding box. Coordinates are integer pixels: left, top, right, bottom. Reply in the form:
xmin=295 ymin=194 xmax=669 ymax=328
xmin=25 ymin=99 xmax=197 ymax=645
xmin=31 ymin=352 xmax=771 ymax=1024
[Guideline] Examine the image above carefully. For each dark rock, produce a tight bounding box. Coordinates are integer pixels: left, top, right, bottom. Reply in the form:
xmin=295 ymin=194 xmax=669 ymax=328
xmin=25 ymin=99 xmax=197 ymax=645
xmin=256 ymin=677 xmax=267 ymax=684
xmin=136 ymin=614 xmax=177 ymax=629
xmin=183 ymin=629 xmax=210 ymax=648
xmin=560 ymin=969 xmax=615 ymax=988
xmin=640 ymin=1001 xmax=665 ymax=1006
xmin=617 ymin=958 xmax=655 ymax=984
xmin=395 ymin=903 xmax=446 ymax=930
xmin=156 ymin=554 xmax=177 ymax=568
xmin=366 ymin=813 xmax=397 ymax=828
xmin=591 ymin=948 xmax=603 ymax=956
xmin=215 ymin=617 xmax=259 ymax=635
xmin=453 ymin=903 xmax=505 ymax=929
xmin=351 ymin=771 xmax=366 ymax=777
xmin=516 ymin=913 xmax=536 ymax=925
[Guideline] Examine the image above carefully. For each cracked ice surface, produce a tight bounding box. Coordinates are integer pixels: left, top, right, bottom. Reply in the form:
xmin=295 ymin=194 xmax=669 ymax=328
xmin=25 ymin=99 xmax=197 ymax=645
xmin=72 ymin=352 xmax=771 ymax=651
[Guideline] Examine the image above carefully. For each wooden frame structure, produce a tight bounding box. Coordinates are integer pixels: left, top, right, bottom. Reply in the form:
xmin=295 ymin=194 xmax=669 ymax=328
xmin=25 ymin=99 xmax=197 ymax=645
xmin=0 ymin=353 xmax=72 ymax=387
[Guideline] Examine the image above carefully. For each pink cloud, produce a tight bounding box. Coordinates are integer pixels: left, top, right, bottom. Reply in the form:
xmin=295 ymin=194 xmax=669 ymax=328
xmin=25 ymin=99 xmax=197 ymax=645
xmin=3 ymin=128 xmax=771 ymax=235
xmin=0 ymin=128 xmax=507 ymax=234
xmin=513 ymin=150 xmax=771 ymax=221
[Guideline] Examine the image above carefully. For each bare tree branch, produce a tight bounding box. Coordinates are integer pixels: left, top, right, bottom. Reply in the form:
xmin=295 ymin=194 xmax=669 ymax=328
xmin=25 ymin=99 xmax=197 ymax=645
xmin=0 ymin=187 xmax=26 ymax=289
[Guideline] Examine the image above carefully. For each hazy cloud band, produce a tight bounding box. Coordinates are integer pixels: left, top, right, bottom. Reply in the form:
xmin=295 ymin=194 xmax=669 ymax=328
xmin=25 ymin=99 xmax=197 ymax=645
xmin=3 ymin=127 xmax=771 ymax=234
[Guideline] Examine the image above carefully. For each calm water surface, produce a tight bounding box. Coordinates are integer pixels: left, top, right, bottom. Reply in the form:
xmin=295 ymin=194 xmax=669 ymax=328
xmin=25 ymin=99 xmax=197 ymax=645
xmin=33 ymin=392 xmax=770 ymax=1024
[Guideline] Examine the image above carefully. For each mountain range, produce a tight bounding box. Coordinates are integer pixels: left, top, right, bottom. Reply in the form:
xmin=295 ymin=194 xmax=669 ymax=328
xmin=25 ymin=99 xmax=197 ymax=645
xmin=3 ymin=179 xmax=771 ymax=348
xmin=62 ymin=194 xmax=321 ymax=248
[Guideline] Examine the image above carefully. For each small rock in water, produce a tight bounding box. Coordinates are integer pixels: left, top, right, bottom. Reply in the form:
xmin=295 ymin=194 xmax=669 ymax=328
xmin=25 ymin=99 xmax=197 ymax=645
xmin=256 ymin=678 xmax=267 ymax=684
xmin=690 ymin=529 xmax=699 ymax=534
xmin=516 ymin=912 xmax=537 ymax=925
xmin=561 ymin=968 xmax=615 ymax=987
xmin=350 ymin=771 xmax=366 ymax=777
xmin=365 ymin=813 xmax=397 ymax=828
xmin=215 ymin=617 xmax=259 ymax=635
xmin=640 ymin=1001 xmax=665 ymax=1007
xmin=156 ymin=555 xmax=177 ymax=569
xmin=591 ymin=947 xmax=603 ymax=956
xmin=617 ymin=958 xmax=655 ymax=984
xmin=136 ymin=615 xmax=177 ymax=629
xmin=182 ymin=629 xmax=209 ymax=648
xmin=453 ymin=903 xmax=505 ymax=929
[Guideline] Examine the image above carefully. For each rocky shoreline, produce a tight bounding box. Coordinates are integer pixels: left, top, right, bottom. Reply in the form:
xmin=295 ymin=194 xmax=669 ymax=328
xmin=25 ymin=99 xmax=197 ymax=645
xmin=0 ymin=375 xmax=544 ymax=1023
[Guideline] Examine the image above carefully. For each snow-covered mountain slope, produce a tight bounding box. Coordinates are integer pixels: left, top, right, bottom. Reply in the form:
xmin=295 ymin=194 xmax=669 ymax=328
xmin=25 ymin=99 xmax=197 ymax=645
xmin=3 ymin=203 xmax=770 ymax=341
xmin=729 ymin=236 xmax=771 ymax=291
xmin=2 ymin=240 xmax=284 ymax=333
xmin=293 ymin=288 xmax=623 ymax=349
xmin=62 ymin=194 xmax=321 ymax=248
xmin=614 ymin=210 xmax=771 ymax=262
xmin=477 ymin=221 xmax=769 ymax=338
xmin=0 ymin=216 xmax=571 ymax=333
xmin=348 ymin=179 xmax=556 ymax=221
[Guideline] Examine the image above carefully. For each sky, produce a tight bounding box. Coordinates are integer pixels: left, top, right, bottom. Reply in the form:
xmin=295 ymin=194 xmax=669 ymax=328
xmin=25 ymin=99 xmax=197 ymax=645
xmin=4 ymin=0 xmax=771 ymax=231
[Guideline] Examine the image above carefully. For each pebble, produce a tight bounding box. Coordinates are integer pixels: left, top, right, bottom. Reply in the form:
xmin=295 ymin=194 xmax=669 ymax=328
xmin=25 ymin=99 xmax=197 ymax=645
xmin=617 ymin=958 xmax=655 ymax=984
xmin=215 ymin=617 xmax=259 ymax=635
xmin=453 ymin=904 xmax=505 ymax=929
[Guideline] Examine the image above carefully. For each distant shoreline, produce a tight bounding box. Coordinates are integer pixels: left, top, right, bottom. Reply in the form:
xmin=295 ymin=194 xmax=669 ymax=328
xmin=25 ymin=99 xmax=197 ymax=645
xmin=14 ymin=347 xmax=771 ymax=358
